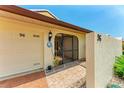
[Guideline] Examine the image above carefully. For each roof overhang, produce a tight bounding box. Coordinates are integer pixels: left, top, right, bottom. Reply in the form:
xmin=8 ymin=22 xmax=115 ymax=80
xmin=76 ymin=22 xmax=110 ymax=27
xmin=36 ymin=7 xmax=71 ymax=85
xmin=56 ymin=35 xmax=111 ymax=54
xmin=0 ymin=5 xmax=93 ymax=33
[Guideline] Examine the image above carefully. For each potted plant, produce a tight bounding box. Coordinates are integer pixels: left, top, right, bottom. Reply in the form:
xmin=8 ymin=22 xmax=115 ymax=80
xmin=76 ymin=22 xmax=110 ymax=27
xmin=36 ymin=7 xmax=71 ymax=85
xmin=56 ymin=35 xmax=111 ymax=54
xmin=53 ymin=56 xmax=62 ymax=67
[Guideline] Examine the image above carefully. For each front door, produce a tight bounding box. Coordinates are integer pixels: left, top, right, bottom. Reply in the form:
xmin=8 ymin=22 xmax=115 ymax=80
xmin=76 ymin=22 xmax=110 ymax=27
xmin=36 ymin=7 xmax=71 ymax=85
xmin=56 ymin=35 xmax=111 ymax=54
xmin=63 ymin=35 xmax=73 ymax=63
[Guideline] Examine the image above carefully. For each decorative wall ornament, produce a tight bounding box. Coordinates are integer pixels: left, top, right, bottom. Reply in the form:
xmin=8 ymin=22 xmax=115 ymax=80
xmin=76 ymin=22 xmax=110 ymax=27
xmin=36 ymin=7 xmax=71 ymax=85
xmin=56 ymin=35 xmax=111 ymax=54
xmin=19 ymin=33 xmax=25 ymax=37
xmin=97 ymin=34 xmax=102 ymax=42
xmin=47 ymin=41 xmax=52 ymax=48
xmin=33 ymin=34 xmax=40 ymax=38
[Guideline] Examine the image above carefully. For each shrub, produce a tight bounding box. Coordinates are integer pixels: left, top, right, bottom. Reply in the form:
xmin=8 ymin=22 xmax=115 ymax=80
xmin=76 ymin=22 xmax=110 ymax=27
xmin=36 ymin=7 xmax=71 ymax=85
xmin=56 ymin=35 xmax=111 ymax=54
xmin=114 ymin=55 xmax=124 ymax=78
xmin=123 ymin=51 xmax=124 ymax=55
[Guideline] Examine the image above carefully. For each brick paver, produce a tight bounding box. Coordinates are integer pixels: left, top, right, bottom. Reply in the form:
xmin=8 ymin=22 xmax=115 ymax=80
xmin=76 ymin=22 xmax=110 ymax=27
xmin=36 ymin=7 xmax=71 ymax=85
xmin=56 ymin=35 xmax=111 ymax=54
xmin=46 ymin=64 xmax=86 ymax=88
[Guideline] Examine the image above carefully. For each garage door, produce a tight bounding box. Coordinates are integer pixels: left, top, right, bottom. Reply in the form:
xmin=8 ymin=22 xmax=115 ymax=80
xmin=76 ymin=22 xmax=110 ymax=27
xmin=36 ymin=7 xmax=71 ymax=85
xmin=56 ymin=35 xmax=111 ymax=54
xmin=0 ymin=30 xmax=44 ymax=77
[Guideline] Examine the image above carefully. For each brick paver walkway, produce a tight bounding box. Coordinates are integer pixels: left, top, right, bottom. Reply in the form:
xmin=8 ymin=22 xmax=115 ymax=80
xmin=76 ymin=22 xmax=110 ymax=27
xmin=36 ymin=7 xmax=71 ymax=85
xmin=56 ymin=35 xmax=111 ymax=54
xmin=46 ymin=64 xmax=86 ymax=88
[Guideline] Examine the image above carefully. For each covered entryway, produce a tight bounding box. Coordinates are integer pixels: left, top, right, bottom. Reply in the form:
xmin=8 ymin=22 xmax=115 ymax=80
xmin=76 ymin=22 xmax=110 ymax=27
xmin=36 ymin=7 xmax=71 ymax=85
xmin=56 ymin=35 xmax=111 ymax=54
xmin=55 ymin=33 xmax=79 ymax=64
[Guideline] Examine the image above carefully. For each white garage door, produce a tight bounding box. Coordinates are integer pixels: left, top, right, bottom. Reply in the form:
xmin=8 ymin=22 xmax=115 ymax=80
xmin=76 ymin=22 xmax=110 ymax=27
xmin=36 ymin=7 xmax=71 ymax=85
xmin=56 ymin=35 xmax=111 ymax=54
xmin=0 ymin=30 xmax=44 ymax=77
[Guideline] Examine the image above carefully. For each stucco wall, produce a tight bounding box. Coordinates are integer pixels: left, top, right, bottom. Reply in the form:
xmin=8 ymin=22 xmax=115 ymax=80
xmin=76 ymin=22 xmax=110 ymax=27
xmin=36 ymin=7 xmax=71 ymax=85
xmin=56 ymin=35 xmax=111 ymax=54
xmin=0 ymin=11 xmax=86 ymax=78
xmin=86 ymin=32 xmax=122 ymax=88
xmin=86 ymin=32 xmax=95 ymax=88
xmin=0 ymin=17 xmax=44 ymax=78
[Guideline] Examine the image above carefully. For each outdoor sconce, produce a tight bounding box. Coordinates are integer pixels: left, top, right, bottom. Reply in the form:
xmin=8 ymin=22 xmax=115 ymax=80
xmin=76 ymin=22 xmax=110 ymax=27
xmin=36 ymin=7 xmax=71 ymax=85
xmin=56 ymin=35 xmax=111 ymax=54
xmin=48 ymin=31 xmax=53 ymax=41
xmin=47 ymin=31 xmax=53 ymax=48
xmin=97 ymin=34 xmax=102 ymax=42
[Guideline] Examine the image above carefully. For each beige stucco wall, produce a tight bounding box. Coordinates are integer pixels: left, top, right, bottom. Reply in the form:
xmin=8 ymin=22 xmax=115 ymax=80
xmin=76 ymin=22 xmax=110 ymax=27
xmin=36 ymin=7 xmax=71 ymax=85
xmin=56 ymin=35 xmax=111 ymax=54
xmin=0 ymin=17 xmax=44 ymax=78
xmin=86 ymin=32 xmax=95 ymax=88
xmin=86 ymin=32 xmax=122 ymax=88
xmin=0 ymin=10 xmax=86 ymax=78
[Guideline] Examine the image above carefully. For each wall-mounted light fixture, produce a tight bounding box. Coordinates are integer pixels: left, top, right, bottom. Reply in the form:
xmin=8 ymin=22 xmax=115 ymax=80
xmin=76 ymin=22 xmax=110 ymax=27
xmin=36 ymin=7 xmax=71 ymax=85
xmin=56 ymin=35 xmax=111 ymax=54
xmin=48 ymin=31 xmax=53 ymax=41
xmin=47 ymin=31 xmax=53 ymax=48
xmin=97 ymin=34 xmax=102 ymax=42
